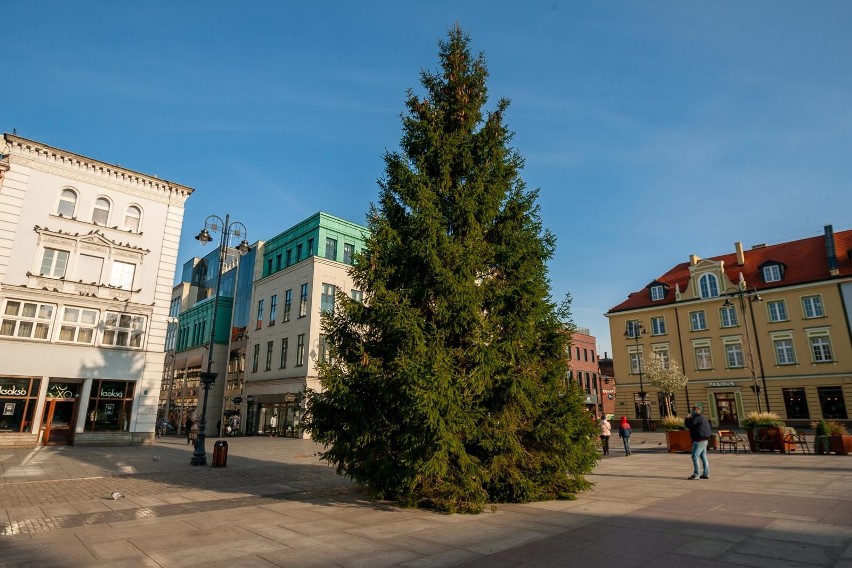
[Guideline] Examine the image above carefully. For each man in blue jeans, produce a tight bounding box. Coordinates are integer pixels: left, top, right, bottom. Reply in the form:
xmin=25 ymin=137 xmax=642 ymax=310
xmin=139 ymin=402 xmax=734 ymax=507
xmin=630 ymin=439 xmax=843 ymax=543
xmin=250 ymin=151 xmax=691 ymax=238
xmin=685 ymin=406 xmax=711 ymax=480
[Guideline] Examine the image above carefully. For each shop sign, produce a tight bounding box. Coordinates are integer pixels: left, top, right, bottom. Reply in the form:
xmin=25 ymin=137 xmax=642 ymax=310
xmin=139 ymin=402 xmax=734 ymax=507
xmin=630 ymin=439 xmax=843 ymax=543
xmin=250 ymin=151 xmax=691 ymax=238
xmin=584 ymin=395 xmax=598 ymax=405
xmin=708 ymin=381 xmax=736 ymax=388
xmin=0 ymin=386 xmax=27 ymax=396
xmin=100 ymin=388 xmax=125 ymax=398
xmin=47 ymin=384 xmax=76 ymax=399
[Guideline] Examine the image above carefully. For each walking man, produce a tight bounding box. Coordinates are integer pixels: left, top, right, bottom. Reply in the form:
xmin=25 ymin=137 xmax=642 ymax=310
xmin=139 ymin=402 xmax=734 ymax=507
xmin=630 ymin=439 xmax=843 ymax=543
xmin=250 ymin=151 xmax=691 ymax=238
xmin=685 ymin=406 xmax=711 ymax=479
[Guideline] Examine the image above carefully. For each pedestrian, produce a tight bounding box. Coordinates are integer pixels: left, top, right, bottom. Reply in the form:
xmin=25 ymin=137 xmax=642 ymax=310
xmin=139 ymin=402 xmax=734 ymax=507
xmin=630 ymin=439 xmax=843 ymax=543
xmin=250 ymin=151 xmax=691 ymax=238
xmin=618 ymin=416 xmax=632 ymax=455
xmin=684 ymin=406 xmax=711 ymax=479
xmin=599 ymin=416 xmax=612 ymax=455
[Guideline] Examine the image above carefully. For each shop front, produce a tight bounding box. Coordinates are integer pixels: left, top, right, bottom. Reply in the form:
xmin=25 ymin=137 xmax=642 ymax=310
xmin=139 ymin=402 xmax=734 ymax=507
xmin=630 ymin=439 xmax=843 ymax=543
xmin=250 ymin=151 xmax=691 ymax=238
xmin=0 ymin=377 xmax=41 ymax=445
xmin=254 ymin=392 xmax=304 ymax=438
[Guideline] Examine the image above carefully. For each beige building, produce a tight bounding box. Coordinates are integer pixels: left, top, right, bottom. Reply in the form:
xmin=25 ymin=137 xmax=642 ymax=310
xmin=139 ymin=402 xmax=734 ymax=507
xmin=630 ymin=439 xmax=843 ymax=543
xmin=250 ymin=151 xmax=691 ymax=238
xmin=244 ymin=213 xmax=366 ymax=437
xmin=607 ymin=226 xmax=852 ymax=428
xmin=0 ymin=134 xmax=192 ymax=446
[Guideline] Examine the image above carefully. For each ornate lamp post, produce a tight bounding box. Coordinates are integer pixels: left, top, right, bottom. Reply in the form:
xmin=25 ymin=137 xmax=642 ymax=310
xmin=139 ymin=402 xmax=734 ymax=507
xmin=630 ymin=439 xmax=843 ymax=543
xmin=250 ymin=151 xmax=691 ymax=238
xmin=191 ymin=214 xmax=250 ymax=466
xmin=625 ymin=320 xmax=650 ymax=431
xmin=722 ymin=283 xmax=769 ymax=412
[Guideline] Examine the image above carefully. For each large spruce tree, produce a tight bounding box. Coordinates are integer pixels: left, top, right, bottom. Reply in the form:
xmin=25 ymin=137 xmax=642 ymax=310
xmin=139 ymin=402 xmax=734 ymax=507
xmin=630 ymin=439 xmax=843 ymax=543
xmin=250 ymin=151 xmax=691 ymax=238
xmin=306 ymin=26 xmax=597 ymax=513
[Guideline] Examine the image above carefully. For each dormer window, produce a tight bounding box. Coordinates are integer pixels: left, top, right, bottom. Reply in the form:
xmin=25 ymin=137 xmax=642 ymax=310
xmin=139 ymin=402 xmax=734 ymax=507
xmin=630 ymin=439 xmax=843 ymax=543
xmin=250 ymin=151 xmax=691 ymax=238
xmin=650 ymin=285 xmax=665 ymax=301
xmin=698 ymin=273 xmax=719 ymax=299
xmin=762 ymin=263 xmax=783 ymax=283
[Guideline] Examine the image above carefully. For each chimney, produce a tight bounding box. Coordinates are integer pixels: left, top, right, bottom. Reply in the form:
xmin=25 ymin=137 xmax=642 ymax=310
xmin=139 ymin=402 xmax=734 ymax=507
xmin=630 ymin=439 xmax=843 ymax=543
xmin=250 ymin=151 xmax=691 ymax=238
xmin=825 ymin=224 xmax=839 ymax=276
xmin=735 ymin=242 xmax=745 ymax=266
xmin=689 ymin=254 xmax=701 ymax=266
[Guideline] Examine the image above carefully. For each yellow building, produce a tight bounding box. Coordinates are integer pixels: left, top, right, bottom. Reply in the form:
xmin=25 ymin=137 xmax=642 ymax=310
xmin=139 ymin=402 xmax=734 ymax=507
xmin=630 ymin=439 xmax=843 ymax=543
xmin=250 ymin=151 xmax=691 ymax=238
xmin=606 ymin=226 xmax=852 ymax=429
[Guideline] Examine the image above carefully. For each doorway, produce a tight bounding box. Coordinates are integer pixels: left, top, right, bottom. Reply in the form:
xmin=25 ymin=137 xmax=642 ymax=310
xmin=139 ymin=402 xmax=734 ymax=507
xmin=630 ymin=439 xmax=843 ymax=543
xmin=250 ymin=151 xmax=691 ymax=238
xmin=714 ymin=393 xmax=739 ymax=427
xmin=41 ymin=399 xmax=77 ymax=445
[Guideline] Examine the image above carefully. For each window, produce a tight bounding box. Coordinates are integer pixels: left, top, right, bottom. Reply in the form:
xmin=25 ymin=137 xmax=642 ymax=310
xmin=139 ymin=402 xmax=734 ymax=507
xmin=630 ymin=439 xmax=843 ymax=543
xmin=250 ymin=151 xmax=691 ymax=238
xmin=583 ymin=348 xmax=588 ymax=362
xmin=719 ymin=304 xmax=738 ymax=328
xmin=319 ymin=334 xmax=332 ymax=363
xmin=286 ymin=249 xmax=292 ymax=266
xmin=698 ymin=273 xmax=719 ymax=299
xmin=266 ymin=259 xmax=273 ymax=275
xmin=109 ymin=261 xmax=136 ymax=289
xmin=650 ymin=285 xmax=665 ymax=301
xmin=102 ymin=312 xmax=145 ymax=348
xmin=296 ymin=244 xmax=303 ymax=261
xmin=77 ymin=254 xmax=104 ymax=284
xmin=269 ymin=295 xmax=277 ymax=325
xmin=689 ymin=311 xmax=707 ymax=331
xmin=307 ymin=238 xmax=314 ymax=256
xmin=296 ymin=334 xmax=305 ymax=366
xmin=265 ymin=341 xmax=273 ymax=371
xmin=57 ymin=189 xmax=77 ymax=216
xmin=783 ymin=388 xmax=810 ymax=420
xmin=256 ymin=299 xmax=264 ymax=330
xmin=650 ymin=316 xmax=666 ymax=335
xmin=58 ymin=307 xmax=98 ymax=344
xmin=802 ymin=295 xmax=824 ymax=319
xmin=325 ymin=238 xmax=338 ymax=261
xmin=817 ymin=386 xmax=847 ymax=419
xmin=810 ymin=336 xmax=833 ymax=363
xmin=252 ymin=344 xmax=260 ymax=372
xmin=767 ymin=300 xmax=787 ymax=322
xmin=343 ymin=243 xmax=355 ymax=265
xmin=85 ymin=380 xmax=134 ymax=432
xmin=652 ymin=347 xmax=670 ymax=368
xmin=625 ymin=320 xmax=642 ymax=338
xmin=40 ymin=248 xmax=70 ymax=278
xmin=123 ymin=206 xmax=141 ymax=232
xmin=763 ymin=264 xmax=782 ymax=283
xmin=694 ymin=346 xmax=713 ymax=370
xmin=724 ymin=342 xmax=745 ymax=368
xmin=283 ymin=289 xmax=292 ymax=322
xmin=321 ymin=283 xmax=336 ymax=313
xmin=1 ymin=300 xmax=54 ymax=340
xmin=351 ymin=289 xmax=363 ymax=303
xmin=773 ymin=338 xmax=796 ymax=365
xmin=299 ymin=283 xmax=309 ymax=317
xmin=276 ymin=254 xmax=282 ymax=271
xmin=628 ymin=351 xmax=642 ymax=374
xmin=279 ymin=338 xmax=288 ymax=368
xmin=92 ymin=197 xmax=111 ymax=225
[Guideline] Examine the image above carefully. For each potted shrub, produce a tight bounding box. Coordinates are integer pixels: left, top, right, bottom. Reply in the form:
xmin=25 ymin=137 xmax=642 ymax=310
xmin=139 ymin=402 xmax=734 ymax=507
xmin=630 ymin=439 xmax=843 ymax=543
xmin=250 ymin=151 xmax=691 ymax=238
xmin=826 ymin=421 xmax=852 ymax=455
xmin=661 ymin=416 xmax=691 ymax=453
xmin=742 ymin=411 xmax=785 ymax=452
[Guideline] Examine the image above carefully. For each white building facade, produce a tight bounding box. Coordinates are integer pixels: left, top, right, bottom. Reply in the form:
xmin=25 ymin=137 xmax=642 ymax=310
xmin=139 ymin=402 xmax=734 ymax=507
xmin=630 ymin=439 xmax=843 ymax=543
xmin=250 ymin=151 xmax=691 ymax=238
xmin=0 ymin=134 xmax=192 ymax=446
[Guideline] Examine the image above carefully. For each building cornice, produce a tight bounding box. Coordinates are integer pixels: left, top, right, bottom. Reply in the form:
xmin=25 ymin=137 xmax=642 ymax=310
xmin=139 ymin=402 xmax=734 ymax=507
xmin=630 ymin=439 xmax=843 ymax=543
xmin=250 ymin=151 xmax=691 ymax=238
xmin=3 ymin=133 xmax=194 ymax=204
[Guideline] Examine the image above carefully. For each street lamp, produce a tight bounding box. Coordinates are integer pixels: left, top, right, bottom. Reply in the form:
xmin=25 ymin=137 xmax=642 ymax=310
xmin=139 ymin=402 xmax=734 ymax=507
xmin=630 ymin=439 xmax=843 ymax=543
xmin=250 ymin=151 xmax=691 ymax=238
xmin=191 ymin=214 xmax=250 ymax=466
xmin=624 ymin=320 xmax=650 ymax=431
xmin=722 ymin=282 xmax=769 ymax=412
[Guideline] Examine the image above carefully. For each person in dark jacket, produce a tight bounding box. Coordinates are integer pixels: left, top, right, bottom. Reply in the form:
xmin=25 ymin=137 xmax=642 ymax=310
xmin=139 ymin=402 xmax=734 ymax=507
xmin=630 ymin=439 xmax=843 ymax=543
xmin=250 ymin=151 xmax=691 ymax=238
xmin=618 ymin=416 xmax=632 ymax=456
xmin=684 ymin=406 xmax=712 ymax=479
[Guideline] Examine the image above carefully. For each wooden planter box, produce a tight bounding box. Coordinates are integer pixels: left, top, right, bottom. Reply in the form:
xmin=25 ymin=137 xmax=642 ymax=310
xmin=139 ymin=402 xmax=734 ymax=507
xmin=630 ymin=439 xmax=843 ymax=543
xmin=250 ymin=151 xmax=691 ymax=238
xmin=749 ymin=427 xmax=791 ymax=452
xmin=666 ymin=429 xmax=692 ymax=453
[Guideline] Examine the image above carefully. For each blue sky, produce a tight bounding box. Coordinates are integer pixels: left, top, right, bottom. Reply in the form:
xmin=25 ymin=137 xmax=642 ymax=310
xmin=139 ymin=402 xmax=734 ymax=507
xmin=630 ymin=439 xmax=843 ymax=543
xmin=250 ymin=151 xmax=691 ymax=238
xmin=6 ymin=1 xmax=852 ymax=355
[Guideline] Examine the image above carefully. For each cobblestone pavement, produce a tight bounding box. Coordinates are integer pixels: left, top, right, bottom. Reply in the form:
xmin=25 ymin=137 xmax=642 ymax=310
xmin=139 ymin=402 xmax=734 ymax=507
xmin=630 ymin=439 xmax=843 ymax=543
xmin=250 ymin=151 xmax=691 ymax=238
xmin=1 ymin=433 xmax=851 ymax=567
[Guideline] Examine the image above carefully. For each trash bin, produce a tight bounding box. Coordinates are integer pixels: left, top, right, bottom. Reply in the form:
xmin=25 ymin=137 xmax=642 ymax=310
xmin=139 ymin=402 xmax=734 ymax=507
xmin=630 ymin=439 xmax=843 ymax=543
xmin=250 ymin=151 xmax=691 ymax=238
xmin=212 ymin=440 xmax=228 ymax=467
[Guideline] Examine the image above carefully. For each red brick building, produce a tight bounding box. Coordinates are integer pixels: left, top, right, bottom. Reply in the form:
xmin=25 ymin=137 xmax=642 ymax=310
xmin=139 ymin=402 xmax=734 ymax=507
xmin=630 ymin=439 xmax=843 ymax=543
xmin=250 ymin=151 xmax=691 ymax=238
xmin=569 ymin=329 xmax=605 ymax=419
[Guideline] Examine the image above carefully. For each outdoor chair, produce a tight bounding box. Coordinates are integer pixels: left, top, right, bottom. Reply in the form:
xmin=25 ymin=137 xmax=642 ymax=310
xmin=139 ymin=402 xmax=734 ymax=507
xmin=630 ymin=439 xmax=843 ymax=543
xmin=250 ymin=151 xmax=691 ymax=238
xmin=718 ymin=430 xmax=750 ymax=454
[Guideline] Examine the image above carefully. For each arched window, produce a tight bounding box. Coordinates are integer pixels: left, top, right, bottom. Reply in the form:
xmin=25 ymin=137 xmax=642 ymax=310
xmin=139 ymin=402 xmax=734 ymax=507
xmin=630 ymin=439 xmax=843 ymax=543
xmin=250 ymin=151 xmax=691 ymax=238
xmin=92 ymin=197 xmax=111 ymax=225
xmin=123 ymin=205 xmax=142 ymax=232
xmin=58 ymin=189 xmax=77 ymax=217
xmin=698 ymin=273 xmax=719 ymax=299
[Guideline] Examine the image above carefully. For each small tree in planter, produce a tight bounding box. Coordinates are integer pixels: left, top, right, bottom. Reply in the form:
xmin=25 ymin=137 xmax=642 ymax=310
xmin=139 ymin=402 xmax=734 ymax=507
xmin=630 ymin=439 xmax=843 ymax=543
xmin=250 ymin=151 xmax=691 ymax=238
xmin=824 ymin=421 xmax=851 ymax=455
xmin=643 ymin=354 xmax=689 ymax=419
xmin=813 ymin=420 xmax=830 ymax=454
xmin=742 ymin=411 xmax=785 ymax=452
xmin=660 ymin=416 xmax=691 ymax=453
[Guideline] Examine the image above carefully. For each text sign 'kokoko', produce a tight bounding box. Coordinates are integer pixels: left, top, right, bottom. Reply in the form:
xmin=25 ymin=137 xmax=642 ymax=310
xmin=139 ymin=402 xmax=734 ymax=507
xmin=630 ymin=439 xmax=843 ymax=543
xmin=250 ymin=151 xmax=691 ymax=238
xmin=100 ymin=389 xmax=125 ymax=398
xmin=0 ymin=387 xmax=27 ymax=396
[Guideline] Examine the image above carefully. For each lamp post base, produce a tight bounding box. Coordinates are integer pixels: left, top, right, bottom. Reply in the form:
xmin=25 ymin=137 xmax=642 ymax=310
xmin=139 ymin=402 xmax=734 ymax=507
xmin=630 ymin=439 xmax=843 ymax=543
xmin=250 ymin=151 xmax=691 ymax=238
xmin=190 ymin=434 xmax=207 ymax=466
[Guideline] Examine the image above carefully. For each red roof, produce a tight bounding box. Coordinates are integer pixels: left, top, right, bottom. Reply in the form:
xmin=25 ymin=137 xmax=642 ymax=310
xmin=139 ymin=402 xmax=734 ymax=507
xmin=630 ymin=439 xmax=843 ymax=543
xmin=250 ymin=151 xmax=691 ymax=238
xmin=608 ymin=228 xmax=852 ymax=313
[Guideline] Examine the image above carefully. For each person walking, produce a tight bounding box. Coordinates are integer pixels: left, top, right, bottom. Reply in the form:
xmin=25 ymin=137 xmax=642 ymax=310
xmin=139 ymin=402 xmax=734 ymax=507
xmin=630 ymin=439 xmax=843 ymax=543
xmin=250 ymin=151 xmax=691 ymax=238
xmin=685 ymin=406 xmax=711 ymax=479
xmin=618 ymin=416 xmax=632 ymax=456
xmin=599 ymin=416 xmax=612 ymax=455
